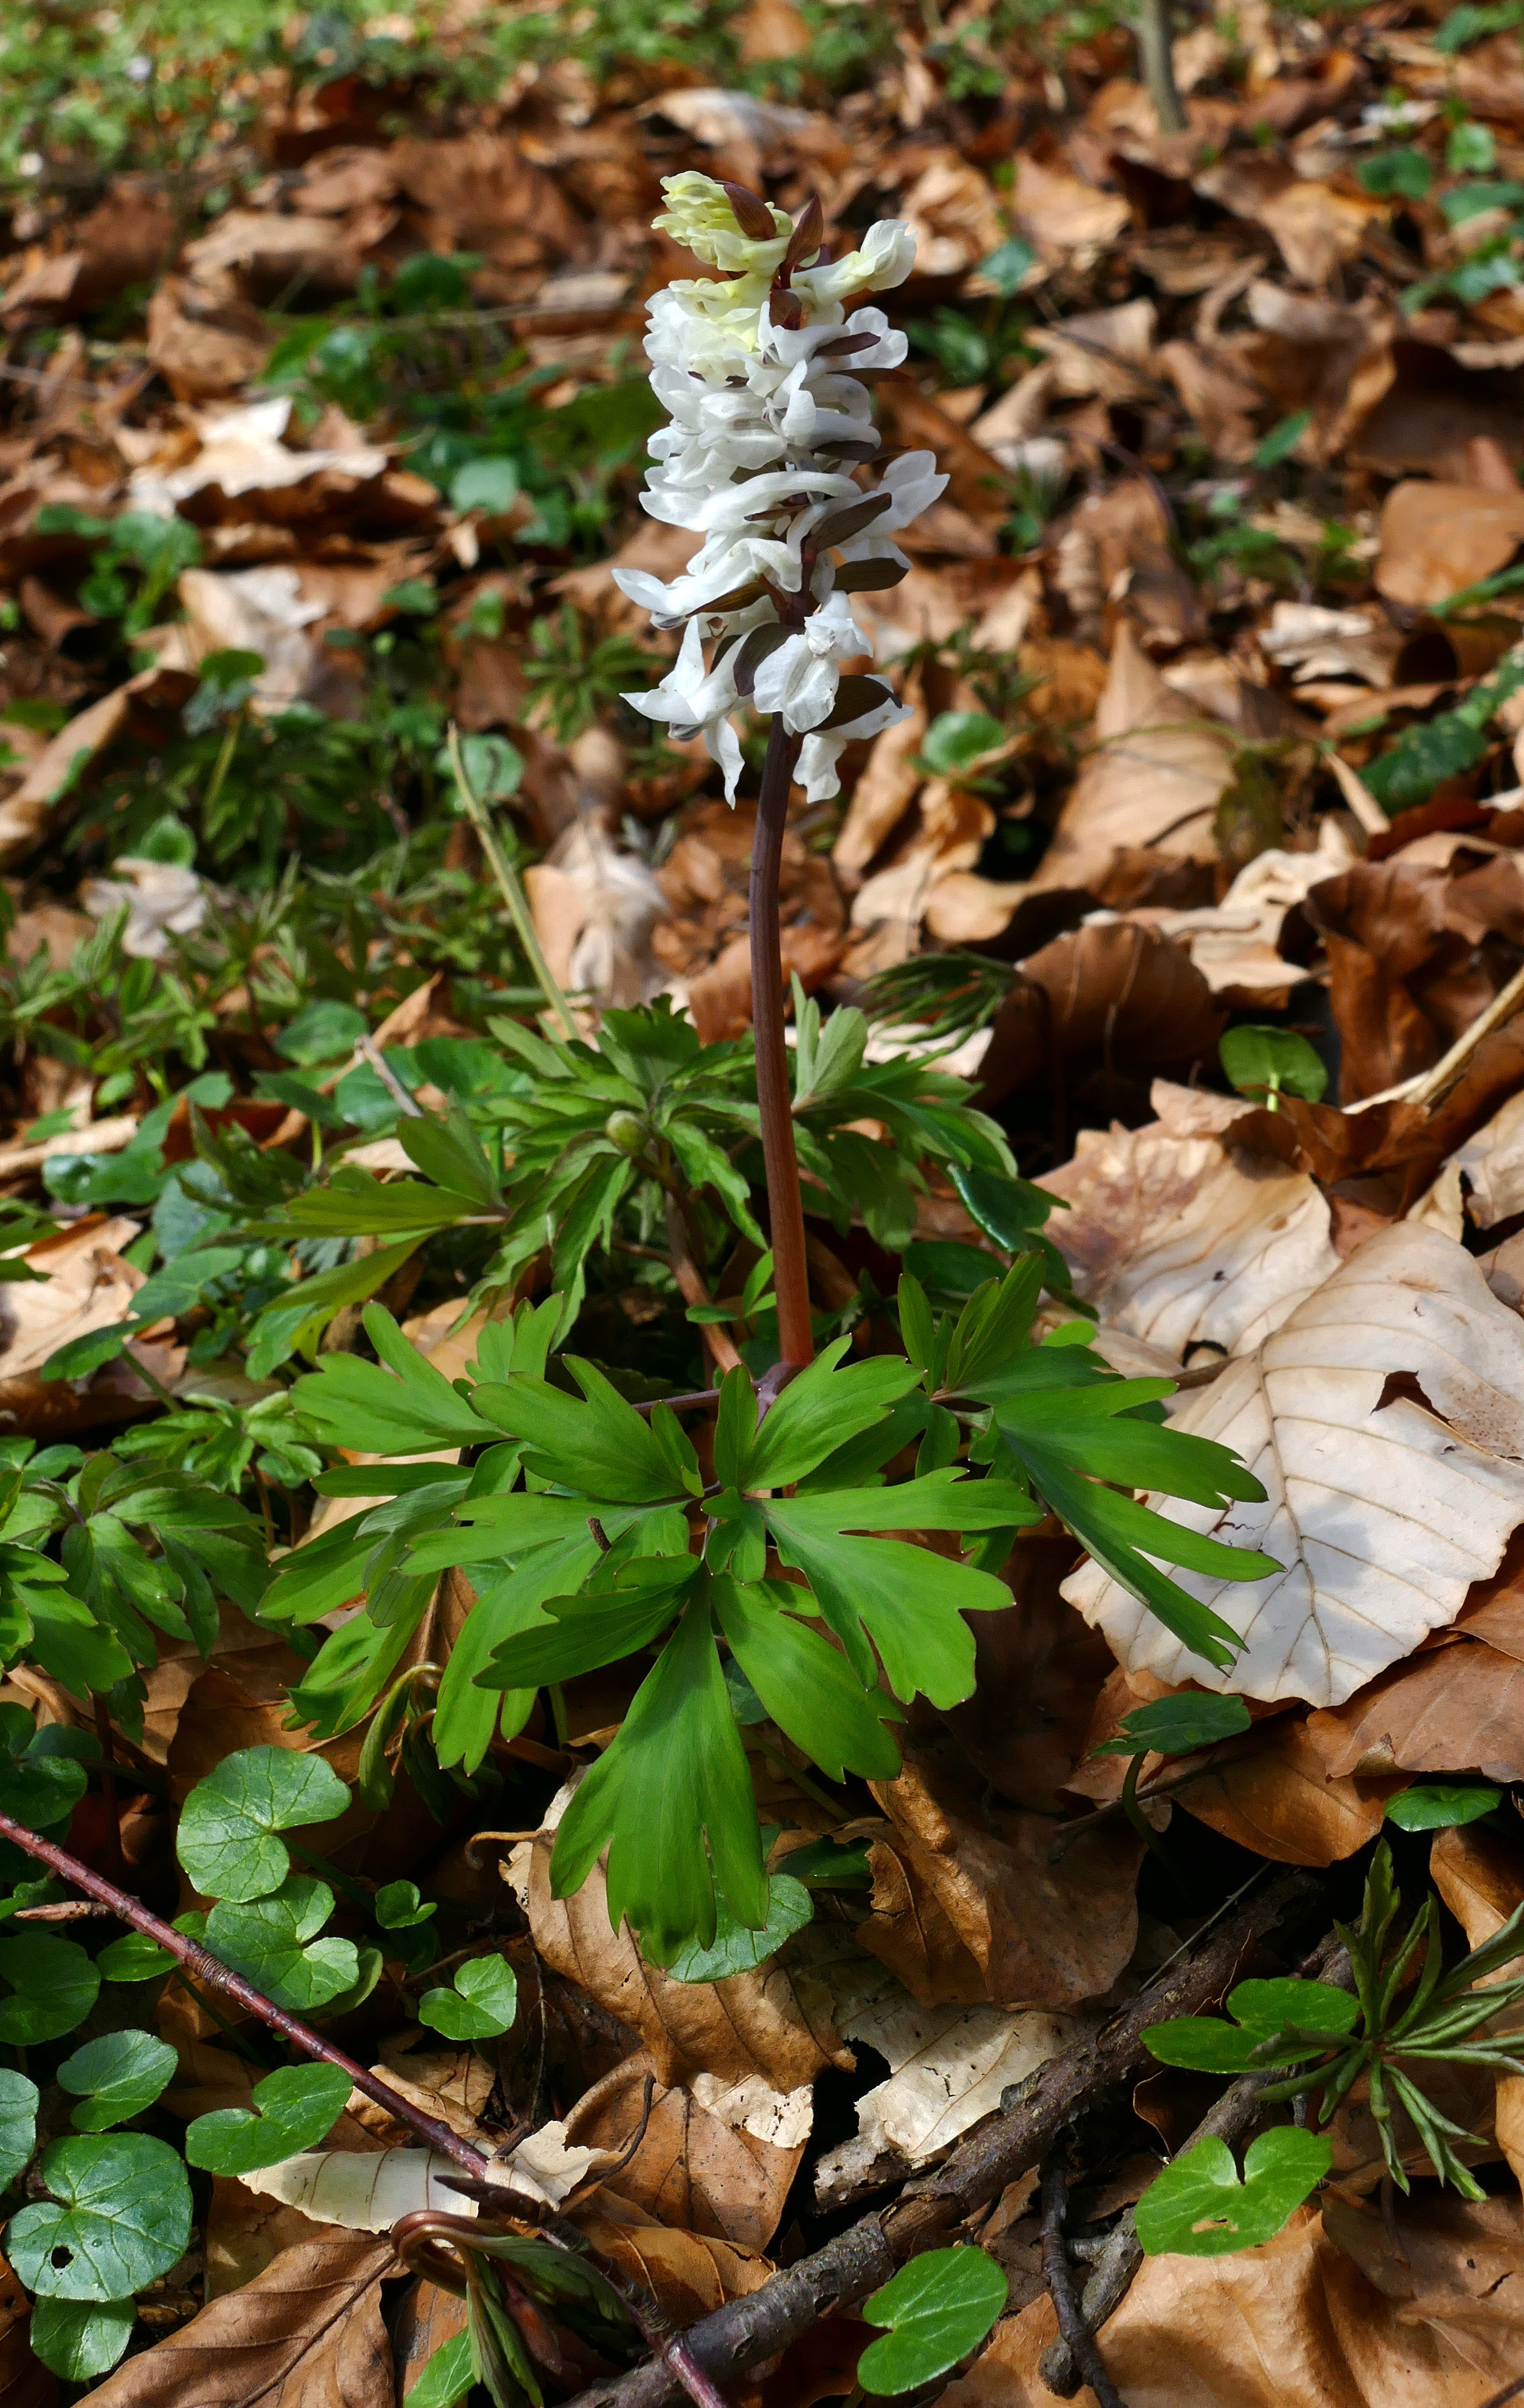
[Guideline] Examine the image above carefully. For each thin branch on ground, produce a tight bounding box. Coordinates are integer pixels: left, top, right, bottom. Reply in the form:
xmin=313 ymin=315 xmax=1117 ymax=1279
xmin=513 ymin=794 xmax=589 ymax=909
xmin=1040 ymin=2147 xmax=1128 ymax=2408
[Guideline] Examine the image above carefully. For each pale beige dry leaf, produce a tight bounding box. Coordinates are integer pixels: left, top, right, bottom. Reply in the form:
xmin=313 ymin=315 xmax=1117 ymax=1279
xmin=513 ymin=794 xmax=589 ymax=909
xmin=831 ymin=693 xmax=928 ymax=885
xmin=1138 ymin=819 xmax=1358 ymax=998
xmin=237 ymin=2150 xmax=470 ymax=2230
xmin=562 ymin=2054 xmax=804 ymax=2253
xmin=942 ymin=2206 xmax=1522 ymax=2407
xmin=512 ymin=1795 xmax=846 ymax=2092
xmin=1031 ymin=624 xmax=1236 ymax=894
xmin=1440 ymin=1086 xmax=1524 ymax=1231
xmin=1039 ymin=1119 xmax=1340 ymax=1362
xmin=0 ymin=1214 xmax=144 ymax=1379
xmin=175 ymin=565 xmax=325 ymax=713
xmin=372 ymin=2035 xmax=495 ymax=2143
xmin=1257 ymin=600 xmax=1400 ymax=686
xmin=1010 ymin=153 xmax=1129 ymax=265
xmin=524 ymin=818 xmax=668 ymax=1008
xmin=1026 ymin=299 xmax=1158 ymax=403
xmin=1065 ymin=1225 xmax=1524 ymax=1707
xmin=84 ymin=2236 xmax=395 ymax=2408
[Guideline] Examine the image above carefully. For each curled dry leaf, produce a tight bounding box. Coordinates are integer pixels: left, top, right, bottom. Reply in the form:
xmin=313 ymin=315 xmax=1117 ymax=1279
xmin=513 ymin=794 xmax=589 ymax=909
xmin=1038 ymin=1118 xmax=1340 ymax=1363
xmin=576 ymin=2197 xmax=771 ymax=2325
xmin=561 ymin=2054 xmax=807 ymax=2254
xmin=855 ymin=1739 xmax=1143 ymax=2009
xmin=236 ymin=2149 xmax=472 ymax=2230
xmin=942 ymin=2205 xmax=1524 ymax=2407
xmin=83 ymin=2236 xmax=395 ymax=2408
xmin=510 ymin=1810 xmax=846 ymax=2093
xmin=1066 ymin=1226 xmax=1524 ymax=1708
xmin=977 ymin=922 xmax=1223 ymax=1107
xmin=1304 ymin=1638 xmax=1524 ymax=1785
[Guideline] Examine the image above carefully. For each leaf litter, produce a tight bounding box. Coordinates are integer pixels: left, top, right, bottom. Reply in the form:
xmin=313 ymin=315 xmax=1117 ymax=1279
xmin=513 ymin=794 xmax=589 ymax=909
xmin=12 ymin=1 xmax=1524 ymax=2403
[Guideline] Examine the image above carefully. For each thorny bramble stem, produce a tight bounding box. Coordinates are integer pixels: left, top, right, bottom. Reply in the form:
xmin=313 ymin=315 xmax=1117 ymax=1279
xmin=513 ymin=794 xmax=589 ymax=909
xmin=0 ymin=1807 xmax=491 ymax=2177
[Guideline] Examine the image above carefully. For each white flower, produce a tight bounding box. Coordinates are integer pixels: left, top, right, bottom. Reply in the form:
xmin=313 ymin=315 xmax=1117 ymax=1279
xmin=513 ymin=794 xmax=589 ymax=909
xmin=622 ymin=618 xmax=745 ymax=802
xmin=618 ymin=188 xmax=945 ymax=808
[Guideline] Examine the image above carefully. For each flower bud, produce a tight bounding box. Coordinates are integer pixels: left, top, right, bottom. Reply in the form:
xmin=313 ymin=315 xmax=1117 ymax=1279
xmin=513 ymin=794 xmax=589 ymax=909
xmin=604 ymin=1110 xmax=649 ymax=1157
xmin=654 ymin=172 xmax=791 ymax=275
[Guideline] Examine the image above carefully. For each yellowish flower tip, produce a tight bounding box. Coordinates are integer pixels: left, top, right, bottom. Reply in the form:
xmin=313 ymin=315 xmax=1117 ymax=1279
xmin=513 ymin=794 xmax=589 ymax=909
xmin=653 ymin=172 xmax=791 ymax=273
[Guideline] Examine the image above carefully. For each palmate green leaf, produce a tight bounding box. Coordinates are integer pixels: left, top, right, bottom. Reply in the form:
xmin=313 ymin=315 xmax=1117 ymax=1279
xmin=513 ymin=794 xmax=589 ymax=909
xmin=733 ymin=1342 xmax=923 ymax=1491
xmin=551 ymin=1591 xmax=767 ymax=1965
xmin=760 ymin=1475 xmax=1038 ymax=1703
xmin=293 ymin=1303 xmax=503 ymax=1452
xmin=479 ymin=1556 xmax=697 ymax=1691
xmin=471 ymin=1359 xmax=699 ymax=1502
xmin=418 ymin=1954 xmax=517 ymax=2039
xmin=857 ymin=2247 xmax=1007 ymax=2396
xmin=405 ymin=2327 xmax=474 ymax=2408
xmin=57 ymin=2030 xmax=177 ymax=2132
xmin=248 ymin=1235 xmax=426 ymax=1376
xmin=177 ymin=1746 xmax=353 ymax=1901
xmin=288 ymin=1607 xmax=423 ymax=1741
xmin=185 ymin=2062 xmax=353 ymax=2174
xmin=0 ymin=1703 xmax=87 ymax=1834
xmin=28 ymin=2296 xmax=136 ymax=2381
xmin=400 ymin=1104 xmax=503 ymax=1207
xmin=0 ymin=1933 xmax=100 ymax=2043
xmin=0 ymin=2067 xmax=38 ymax=2186
xmin=436 ymin=1537 xmax=601 ymax=1770
xmin=666 ymin=1874 xmax=815 ymax=1984
xmin=202 ymin=1877 xmax=359 ymax=2011
xmin=547 ymin=1152 xmax=637 ymax=1338
xmin=1136 ymin=2129 xmax=1332 ymax=2258
xmin=8 ymin=2133 xmax=191 ymax=2300
xmin=251 ymin=1169 xmax=478 ymax=1238
xmin=713 ymin=1577 xmax=903 ymax=1782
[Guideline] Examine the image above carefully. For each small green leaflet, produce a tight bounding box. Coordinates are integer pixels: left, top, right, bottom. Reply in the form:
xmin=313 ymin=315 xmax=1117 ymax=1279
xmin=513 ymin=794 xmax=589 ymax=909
xmin=1218 ymin=1026 xmax=1327 ymax=1108
xmin=1147 ymin=1977 xmax=1359 ymax=2074
xmin=185 ymin=2062 xmax=353 ymax=2174
xmin=375 ymin=1879 xmax=436 ymax=1930
xmin=1135 ymin=2129 xmax=1332 ymax=2257
xmin=405 ymin=2327 xmax=475 ymax=2408
xmin=57 ymin=2031 xmax=177 ymax=2132
xmin=177 ymin=1746 xmax=353 ymax=1901
xmin=666 ymin=1875 xmax=814 ymax=1984
xmin=1093 ymin=1693 xmax=1251 ymax=1758
xmin=8 ymin=2133 xmax=192 ymax=2299
xmin=28 ymin=2297 xmax=136 ymax=2381
xmin=96 ymin=1932 xmax=176 ymax=1983
xmin=1387 ymin=1783 xmax=1501 ymax=1831
xmin=0 ymin=2066 xmax=38 ymax=2186
xmin=418 ymin=1955 xmax=518 ymax=2040
xmin=857 ymin=2247 xmax=1007 ymax=2394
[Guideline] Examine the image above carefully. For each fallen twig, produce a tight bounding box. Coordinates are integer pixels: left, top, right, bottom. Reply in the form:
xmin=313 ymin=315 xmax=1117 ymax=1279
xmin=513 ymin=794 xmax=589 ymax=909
xmin=1040 ymin=2147 xmax=1127 ymax=2408
xmin=560 ymin=1871 xmax=1318 ymax=2408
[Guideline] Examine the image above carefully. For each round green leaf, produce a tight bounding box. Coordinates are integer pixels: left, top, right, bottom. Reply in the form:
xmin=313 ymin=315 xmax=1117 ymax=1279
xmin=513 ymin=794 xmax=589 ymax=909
xmin=1226 ymin=1977 xmax=1360 ymax=2041
xmin=178 ymin=1747 xmax=353 ymax=1902
xmin=29 ymin=2295 xmax=136 ymax=2380
xmin=1219 ymin=1025 xmax=1327 ymax=1106
xmin=8 ymin=2133 xmax=192 ymax=2299
xmin=1136 ymin=2128 xmax=1331 ymax=2258
xmin=858 ymin=2246 xmax=1008 ymax=2395
xmin=919 ymin=711 xmax=1004 ymax=778
xmin=1357 ymin=146 xmax=1434 ymax=200
xmin=0 ymin=2067 xmax=38 ymax=2188
xmin=0 ymin=1932 xmax=100 ymax=2044
xmin=1144 ymin=2016 xmax=1262 ymax=2074
xmin=417 ymin=1954 xmax=517 ymax=2040
xmin=450 ymin=457 xmax=520 ymax=516
xmin=186 ymin=2062 xmax=353 ymax=2175
xmin=204 ymin=1879 xmax=359 ymax=2012
xmin=58 ymin=2031 xmax=178 ymax=2133
xmin=375 ymin=1879 xmax=436 ymax=1931
xmin=1093 ymin=1693 xmax=1251 ymax=1759
xmin=1387 ymin=1782 xmax=1502 ymax=1832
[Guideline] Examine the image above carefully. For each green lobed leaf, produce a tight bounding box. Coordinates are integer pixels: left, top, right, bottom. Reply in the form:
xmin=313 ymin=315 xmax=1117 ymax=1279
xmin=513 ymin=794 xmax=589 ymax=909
xmin=185 ymin=2062 xmax=354 ymax=2174
xmin=0 ymin=1932 xmax=100 ymax=2044
xmin=713 ymin=1576 xmax=903 ymax=1782
xmin=666 ymin=1874 xmax=814 ymax=1983
xmin=0 ymin=2066 xmax=38 ymax=2187
xmin=8 ymin=2132 xmax=192 ymax=2299
xmin=203 ymin=1878 xmax=359 ymax=2011
xmin=1219 ymin=1026 xmax=1327 ymax=1106
xmin=57 ymin=2031 xmax=177 ymax=2132
xmin=375 ymin=1879 xmax=437 ymax=1930
xmin=1387 ymin=1783 xmax=1502 ymax=1831
xmin=857 ymin=2247 xmax=1008 ymax=2394
xmin=96 ymin=1933 xmax=176 ymax=1983
xmin=28 ymin=2296 xmax=136 ymax=2381
xmin=177 ymin=1746 xmax=353 ymax=1902
xmin=1135 ymin=2128 xmax=1332 ymax=2257
xmin=418 ymin=1954 xmax=518 ymax=2039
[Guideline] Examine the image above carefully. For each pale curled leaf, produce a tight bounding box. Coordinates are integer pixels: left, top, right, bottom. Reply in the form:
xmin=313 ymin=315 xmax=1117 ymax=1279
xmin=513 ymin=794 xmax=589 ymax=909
xmin=235 ymin=2125 xmax=613 ymax=2227
xmin=1064 ymin=1227 xmax=1524 ymax=1707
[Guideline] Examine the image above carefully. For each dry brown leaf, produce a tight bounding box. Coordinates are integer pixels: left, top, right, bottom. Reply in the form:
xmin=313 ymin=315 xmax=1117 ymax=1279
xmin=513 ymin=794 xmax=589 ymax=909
xmin=943 ymin=2205 xmax=1523 ymax=2406
xmin=204 ymin=2180 xmax=352 ymax=2300
xmin=1304 ymin=1638 xmax=1524 ymax=1783
xmin=84 ymin=2236 xmax=395 ymax=2408
xmin=1376 ymin=479 xmax=1524 ymax=608
xmin=1010 ymin=152 xmax=1129 ymax=265
xmin=856 ymin=1739 xmax=1143 ymax=2009
xmin=576 ymin=2198 xmax=771 ymax=2324
xmin=0 ymin=2246 xmax=51 ymax=2408
xmin=1039 ymin=1118 xmax=1340 ymax=1361
xmin=1171 ymin=1713 xmax=1390 ymax=1866
xmin=562 ymin=2054 xmax=806 ymax=2253
xmin=511 ymin=1810 xmax=844 ymax=2091
xmin=977 ymin=921 xmax=1224 ymax=1108
xmin=1031 ymin=624 xmax=1237 ymax=894
xmin=1066 ymin=1225 xmax=1524 ymax=1708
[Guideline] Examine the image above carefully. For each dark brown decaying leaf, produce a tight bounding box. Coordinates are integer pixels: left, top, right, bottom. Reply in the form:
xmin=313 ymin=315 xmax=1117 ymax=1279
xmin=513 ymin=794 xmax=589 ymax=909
xmin=84 ymin=2239 xmax=395 ymax=2408
xmin=977 ymin=921 xmax=1223 ymax=1108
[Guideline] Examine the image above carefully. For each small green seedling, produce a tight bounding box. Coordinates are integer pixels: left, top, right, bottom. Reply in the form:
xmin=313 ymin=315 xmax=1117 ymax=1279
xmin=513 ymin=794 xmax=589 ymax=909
xmin=1091 ymin=1692 xmax=1251 ymax=1878
xmin=1219 ymin=1027 xmax=1327 ymax=1111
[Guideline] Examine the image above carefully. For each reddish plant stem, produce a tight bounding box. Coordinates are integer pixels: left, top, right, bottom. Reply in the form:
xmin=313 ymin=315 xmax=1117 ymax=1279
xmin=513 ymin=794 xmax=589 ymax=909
xmin=750 ymin=716 xmax=813 ymax=1370
xmin=90 ymin=1692 xmax=128 ymax=1885
xmin=0 ymin=1808 xmax=490 ymax=2177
